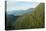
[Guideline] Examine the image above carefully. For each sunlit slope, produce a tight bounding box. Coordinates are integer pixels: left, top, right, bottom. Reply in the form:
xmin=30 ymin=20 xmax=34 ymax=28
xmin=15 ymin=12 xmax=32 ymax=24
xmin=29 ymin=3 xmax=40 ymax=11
xmin=15 ymin=3 xmax=45 ymax=29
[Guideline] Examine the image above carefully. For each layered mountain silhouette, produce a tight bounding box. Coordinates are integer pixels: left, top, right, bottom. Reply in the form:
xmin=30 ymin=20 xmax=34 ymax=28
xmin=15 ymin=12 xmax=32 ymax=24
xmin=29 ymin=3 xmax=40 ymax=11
xmin=7 ymin=8 xmax=34 ymax=16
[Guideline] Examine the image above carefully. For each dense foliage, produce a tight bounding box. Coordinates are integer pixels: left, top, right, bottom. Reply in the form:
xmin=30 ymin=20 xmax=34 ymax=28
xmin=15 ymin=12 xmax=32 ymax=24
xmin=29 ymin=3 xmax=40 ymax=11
xmin=15 ymin=3 xmax=45 ymax=29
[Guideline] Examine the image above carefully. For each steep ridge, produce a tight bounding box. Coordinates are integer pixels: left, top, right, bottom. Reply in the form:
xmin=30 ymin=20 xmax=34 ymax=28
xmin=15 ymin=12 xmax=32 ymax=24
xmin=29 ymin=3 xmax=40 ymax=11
xmin=15 ymin=3 xmax=45 ymax=29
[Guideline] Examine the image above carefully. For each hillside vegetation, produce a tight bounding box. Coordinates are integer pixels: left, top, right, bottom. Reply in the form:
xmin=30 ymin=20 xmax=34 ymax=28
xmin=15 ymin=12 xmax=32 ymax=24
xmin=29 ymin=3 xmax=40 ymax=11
xmin=15 ymin=3 xmax=45 ymax=29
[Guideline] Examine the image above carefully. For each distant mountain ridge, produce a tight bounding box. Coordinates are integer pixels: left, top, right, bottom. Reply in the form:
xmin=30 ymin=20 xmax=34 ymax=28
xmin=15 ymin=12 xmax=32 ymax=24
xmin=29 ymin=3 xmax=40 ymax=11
xmin=7 ymin=8 xmax=34 ymax=16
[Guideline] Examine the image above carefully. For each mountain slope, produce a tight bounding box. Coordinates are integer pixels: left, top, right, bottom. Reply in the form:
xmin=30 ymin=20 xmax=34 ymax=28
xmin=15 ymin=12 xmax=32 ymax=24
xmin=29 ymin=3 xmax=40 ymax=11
xmin=15 ymin=3 xmax=45 ymax=29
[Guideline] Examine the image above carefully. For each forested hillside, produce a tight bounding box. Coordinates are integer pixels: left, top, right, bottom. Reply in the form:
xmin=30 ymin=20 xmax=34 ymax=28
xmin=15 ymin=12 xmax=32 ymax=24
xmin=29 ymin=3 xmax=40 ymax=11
xmin=15 ymin=3 xmax=45 ymax=29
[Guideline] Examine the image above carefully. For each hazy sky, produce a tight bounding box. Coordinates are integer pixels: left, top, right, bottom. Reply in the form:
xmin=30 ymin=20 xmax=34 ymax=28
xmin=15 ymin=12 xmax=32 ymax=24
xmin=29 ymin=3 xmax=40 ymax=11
xmin=7 ymin=0 xmax=40 ymax=11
